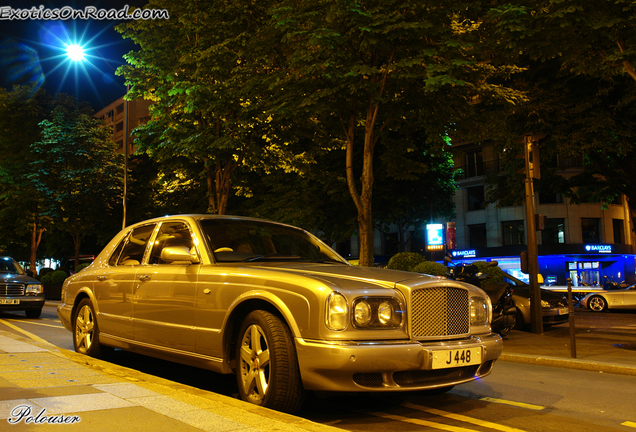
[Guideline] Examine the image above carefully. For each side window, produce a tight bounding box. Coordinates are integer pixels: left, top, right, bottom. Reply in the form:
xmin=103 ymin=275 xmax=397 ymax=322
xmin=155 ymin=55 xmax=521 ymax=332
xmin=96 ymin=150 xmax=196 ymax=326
xmin=117 ymin=224 xmax=156 ymax=266
xmin=148 ymin=221 xmax=195 ymax=264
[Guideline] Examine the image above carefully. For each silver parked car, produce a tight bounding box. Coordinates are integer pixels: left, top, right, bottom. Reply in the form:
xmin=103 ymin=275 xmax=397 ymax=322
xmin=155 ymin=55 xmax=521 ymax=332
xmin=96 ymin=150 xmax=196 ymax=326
xmin=57 ymin=215 xmax=502 ymax=413
xmin=580 ymin=285 xmax=636 ymax=312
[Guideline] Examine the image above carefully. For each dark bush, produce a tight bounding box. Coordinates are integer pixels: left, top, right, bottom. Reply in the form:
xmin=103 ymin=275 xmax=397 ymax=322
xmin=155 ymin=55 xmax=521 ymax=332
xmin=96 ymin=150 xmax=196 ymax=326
xmin=40 ymin=274 xmax=52 ymax=285
xmin=50 ymin=270 xmax=69 ymax=284
xmin=386 ymin=252 xmax=426 ymax=272
xmin=75 ymin=263 xmax=91 ymax=273
xmin=413 ymin=261 xmax=447 ymax=277
xmin=38 ymin=268 xmax=55 ymax=277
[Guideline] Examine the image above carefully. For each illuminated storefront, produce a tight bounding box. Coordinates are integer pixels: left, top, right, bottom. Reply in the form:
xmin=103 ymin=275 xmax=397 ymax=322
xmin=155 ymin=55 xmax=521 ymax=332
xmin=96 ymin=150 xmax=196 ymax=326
xmin=447 ymin=244 xmax=635 ymax=288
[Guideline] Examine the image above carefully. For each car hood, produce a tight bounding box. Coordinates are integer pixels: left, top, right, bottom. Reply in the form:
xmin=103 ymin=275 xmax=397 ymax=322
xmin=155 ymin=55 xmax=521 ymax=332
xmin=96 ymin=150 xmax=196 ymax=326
xmin=0 ymin=272 xmax=40 ymax=284
xmin=514 ymin=286 xmax=566 ymax=301
xmin=244 ymin=262 xmax=476 ymax=292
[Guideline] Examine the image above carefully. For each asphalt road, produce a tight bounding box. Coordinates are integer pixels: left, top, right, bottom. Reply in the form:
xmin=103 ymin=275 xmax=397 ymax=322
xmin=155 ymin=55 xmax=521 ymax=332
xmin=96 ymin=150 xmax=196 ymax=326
xmin=1 ymin=305 xmax=636 ymax=431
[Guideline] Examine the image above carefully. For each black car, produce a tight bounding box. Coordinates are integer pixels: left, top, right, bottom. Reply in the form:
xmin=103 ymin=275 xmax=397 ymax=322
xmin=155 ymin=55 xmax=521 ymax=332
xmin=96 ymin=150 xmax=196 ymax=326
xmin=0 ymin=257 xmax=45 ymax=318
xmin=503 ymin=272 xmax=570 ymax=329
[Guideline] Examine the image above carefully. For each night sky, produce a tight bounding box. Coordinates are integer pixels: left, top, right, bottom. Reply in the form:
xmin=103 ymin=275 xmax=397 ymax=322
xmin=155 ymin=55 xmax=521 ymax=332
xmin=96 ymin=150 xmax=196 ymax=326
xmin=1 ymin=0 xmax=149 ymax=110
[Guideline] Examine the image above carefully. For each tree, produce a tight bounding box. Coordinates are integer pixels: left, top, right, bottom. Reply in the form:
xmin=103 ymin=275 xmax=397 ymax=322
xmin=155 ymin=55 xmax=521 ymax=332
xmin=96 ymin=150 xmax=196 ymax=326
xmin=373 ymin=131 xmax=459 ymax=253
xmin=30 ymin=96 xmax=123 ymax=271
xmin=0 ymin=85 xmax=50 ymax=273
xmin=116 ymin=0 xmax=280 ymax=215
xmin=268 ymin=0 xmax=524 ymax=266
xmin=488 ymin=0 xmax=636 ymax=83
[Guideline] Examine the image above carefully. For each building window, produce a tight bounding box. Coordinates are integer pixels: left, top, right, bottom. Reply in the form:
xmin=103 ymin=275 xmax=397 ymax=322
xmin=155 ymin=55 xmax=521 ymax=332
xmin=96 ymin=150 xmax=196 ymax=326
xmin=543 ymin=218 xmax=565 ymax=244
xmin=115 ymin=122 xmax=124 ymax=132
xmin=613 ymin=219 xmax=625 ymax=244
xmin=581 ymin=218 xmax=600 ymax=243
xmin=539 ymin=192 xmax=563 ymax=204
xmin=464 ymin=151 xmax=484 ymax=178
xmin=468 ymin=224 xmax=487 ymax=248
xmin=467 ymin=186 xmax=485 ymax=211
xmin=502 ymin=220 xmax=524 ymax=246
xmin=116 ymin=140 xmax=123 ymax=149
xmin=116 ymin=104 xmax=124 ymax=114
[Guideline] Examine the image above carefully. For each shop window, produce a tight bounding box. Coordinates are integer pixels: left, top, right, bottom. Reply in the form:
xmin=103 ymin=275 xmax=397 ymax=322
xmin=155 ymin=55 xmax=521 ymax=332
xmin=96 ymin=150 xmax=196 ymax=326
xmin=543 ymin=218 xmax=565 ymax=244
xmin=467 ymin=186 xmax=485 ymax=211
xmin=581 ymin=218 xmax=600 ymax=243
xmin=468 ymin=224 xmax=487 ymax=248
xmin=613 ymin=219 xmax=625 ymax=244
xmin=502 ymin=220 xmax=525 ymax=246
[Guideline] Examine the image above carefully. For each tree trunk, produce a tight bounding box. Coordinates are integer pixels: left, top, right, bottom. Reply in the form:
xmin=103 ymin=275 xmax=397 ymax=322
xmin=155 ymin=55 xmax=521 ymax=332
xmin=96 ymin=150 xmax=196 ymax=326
xmin=204 ymin=157 xmax=217 ymax=213
xmin=29 ymin=221 xmax=44 ymax=275
xmin=344 ymin=100 xmax=378 ymax=267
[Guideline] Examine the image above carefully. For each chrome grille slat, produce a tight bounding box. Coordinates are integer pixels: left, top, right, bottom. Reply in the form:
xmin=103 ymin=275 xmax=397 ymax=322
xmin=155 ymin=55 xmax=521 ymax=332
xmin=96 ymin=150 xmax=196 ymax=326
xmin=411 ymin=287 xmax=470 ymax=338
xmin=0 ymin=284 xmax=25 ymax=296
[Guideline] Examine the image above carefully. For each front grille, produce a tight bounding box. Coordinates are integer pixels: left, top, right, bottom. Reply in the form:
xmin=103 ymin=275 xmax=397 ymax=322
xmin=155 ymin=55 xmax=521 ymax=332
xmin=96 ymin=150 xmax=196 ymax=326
xmin=411 ymin=287 xmax=470 ymax=338
xmin=0 ymin=284 xmax=25 ymax=296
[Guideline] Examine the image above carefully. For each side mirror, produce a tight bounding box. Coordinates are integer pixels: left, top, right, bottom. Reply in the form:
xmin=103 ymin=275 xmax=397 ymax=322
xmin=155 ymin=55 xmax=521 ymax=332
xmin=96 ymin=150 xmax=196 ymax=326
xmin=160 ymin=246 xmax=199 ymax=264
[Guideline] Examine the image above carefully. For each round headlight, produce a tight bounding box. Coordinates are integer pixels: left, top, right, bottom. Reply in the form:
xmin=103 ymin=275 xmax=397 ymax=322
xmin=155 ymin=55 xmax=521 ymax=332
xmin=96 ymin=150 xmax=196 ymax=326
xmin=354 ymin=301 xmax=372 ymax=326
xmin=377 ymin=301 xmax=393 ymax=324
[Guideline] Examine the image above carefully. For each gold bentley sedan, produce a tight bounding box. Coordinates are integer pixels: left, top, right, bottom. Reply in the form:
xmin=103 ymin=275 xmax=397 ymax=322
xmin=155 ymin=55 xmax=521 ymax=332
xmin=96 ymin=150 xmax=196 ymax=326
xmin=58 ymin=215 xmax=502 ymax=413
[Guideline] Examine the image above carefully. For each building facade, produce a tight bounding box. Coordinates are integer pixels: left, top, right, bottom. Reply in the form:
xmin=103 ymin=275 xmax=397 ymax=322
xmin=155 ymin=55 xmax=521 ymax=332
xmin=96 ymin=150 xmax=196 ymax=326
xmin=94 ymin=96 xmax=152 ymax=155
xmin=448 ymin=140 xmax=636 ymax=287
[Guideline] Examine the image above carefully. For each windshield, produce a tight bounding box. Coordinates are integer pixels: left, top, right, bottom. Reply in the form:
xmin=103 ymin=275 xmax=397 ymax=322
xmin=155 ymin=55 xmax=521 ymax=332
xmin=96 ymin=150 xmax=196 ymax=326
xmin=199 ymin=218 xmax=348 ymax=264
xmin=0 ymin=257 xmax=24 ymax=275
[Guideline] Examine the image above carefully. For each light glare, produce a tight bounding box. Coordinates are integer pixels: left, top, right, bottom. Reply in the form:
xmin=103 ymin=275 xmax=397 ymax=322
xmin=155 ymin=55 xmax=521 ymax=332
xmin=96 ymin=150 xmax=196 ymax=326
xmin=66 ymin=43 xmax=85 ymax=61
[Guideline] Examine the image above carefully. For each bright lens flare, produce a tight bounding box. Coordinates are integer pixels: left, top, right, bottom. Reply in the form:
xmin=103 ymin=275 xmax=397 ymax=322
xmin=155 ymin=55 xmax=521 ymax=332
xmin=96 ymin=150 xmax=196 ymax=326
xmin=65 ymin=43 xmax=85 ymax=61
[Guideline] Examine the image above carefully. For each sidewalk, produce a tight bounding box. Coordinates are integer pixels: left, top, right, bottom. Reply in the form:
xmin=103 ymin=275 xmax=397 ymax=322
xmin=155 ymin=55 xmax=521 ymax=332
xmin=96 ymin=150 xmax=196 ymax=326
xmin=0 ymin=330 xmax=340 ymax=431
xmin=1 ymin=320 xmax=636 ymax=430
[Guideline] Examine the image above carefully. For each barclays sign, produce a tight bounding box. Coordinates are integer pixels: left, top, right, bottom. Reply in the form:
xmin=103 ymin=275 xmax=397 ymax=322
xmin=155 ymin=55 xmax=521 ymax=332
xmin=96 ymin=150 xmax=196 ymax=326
xmin=585 ymin=244 xmax=612 ymax=253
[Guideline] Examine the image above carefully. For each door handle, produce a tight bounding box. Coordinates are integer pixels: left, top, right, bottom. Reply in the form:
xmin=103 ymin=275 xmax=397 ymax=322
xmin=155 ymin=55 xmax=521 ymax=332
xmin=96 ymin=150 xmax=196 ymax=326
xmin=96 ymin=275 xmax=106 ymax=281
xmin=137 ymin=274 xmax=151 ymax=281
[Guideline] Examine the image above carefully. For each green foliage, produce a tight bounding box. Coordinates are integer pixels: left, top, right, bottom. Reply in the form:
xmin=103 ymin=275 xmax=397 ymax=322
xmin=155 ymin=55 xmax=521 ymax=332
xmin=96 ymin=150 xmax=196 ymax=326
xmin=40 ymin=274 xmax=51 ymax=285
xmin=50 ymin=270 xmax=68 ymax=284
xmin=39 ymin=268 xmax=54 ymax=277
xmin=75 ymin=263 xmax=91 ymax=273
xmin=472 ymin=261 xmax=506 ymax=287
xmin=29 ymin=95 xmax=123 ymax=264
xmin=413 ymin=261 xmax=447 ymax=277
xmin=386 ymin=252 xmax=426 ymax=272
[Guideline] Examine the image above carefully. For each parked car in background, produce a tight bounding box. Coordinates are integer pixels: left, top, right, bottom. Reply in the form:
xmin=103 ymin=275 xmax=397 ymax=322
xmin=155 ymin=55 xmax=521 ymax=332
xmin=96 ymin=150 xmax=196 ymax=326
xmin=581 ymin=285 xmax=636 ymax=312
xmin=58 ymin=215 xmax=503 ymax=413
xmin=0 ymin=257 xmax=45 ymax=318
xmin=502 ymin=272 xmax=570 ymax=329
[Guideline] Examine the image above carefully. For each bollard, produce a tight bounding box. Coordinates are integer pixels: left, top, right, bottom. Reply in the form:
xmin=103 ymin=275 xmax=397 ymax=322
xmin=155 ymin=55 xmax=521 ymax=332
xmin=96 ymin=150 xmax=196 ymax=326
xmin=567 ymin=277 xmax=577 ymax=358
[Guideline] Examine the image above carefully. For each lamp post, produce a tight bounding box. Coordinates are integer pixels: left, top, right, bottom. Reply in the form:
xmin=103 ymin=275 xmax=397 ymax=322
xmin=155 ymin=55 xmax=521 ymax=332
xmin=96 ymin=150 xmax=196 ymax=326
xmin=66 ymin=43 xmax=128 ymax=229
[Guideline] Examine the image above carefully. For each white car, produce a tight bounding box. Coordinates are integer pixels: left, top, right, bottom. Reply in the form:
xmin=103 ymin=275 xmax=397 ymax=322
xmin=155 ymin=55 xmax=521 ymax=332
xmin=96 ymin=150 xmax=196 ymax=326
xmin=580 ymin=285 xmax=636 ymax=312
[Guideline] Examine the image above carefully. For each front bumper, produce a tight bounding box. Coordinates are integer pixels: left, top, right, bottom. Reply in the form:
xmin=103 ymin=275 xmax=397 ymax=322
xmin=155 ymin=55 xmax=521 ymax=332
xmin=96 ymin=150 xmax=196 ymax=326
xmin=0 ymin=296 xmax=45 ymax=312
xmin=57 ymin=303 xmax=73 ymax=331
xmin=295 ymin=333 xmax=502 ymax=392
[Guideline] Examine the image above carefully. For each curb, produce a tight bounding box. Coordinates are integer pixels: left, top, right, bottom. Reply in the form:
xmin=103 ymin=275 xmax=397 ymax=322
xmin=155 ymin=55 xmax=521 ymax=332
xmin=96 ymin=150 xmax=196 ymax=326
xmin=499 ymin=353 xmax=636 ymax=376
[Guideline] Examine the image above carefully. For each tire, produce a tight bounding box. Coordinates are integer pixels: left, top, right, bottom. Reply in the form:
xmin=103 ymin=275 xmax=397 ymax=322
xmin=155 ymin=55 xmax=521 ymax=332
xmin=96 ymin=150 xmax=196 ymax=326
xmin=25 ymin=308 xmax=42 ymax=319
xmin=235 ymin=310 xmax=305 ymax=413
xmin=73 ymin=298 xmax=106 ymax=358
xmin=588 ymin=296 xmax=608 ymax=312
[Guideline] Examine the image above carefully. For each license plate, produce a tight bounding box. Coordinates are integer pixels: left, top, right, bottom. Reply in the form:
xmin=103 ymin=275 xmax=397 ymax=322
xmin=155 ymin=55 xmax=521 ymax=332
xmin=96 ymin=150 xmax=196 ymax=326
xmin=431 ymin=347 xmax=481 ymax=369
xmin=0 ymin=299 xmax=19 ymax=305
xmin=558 ymin=307 xmax=569 ymax=315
